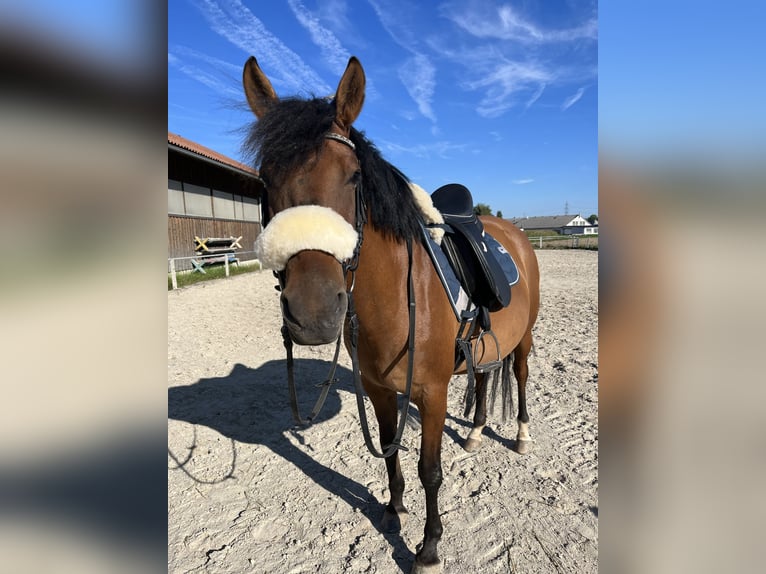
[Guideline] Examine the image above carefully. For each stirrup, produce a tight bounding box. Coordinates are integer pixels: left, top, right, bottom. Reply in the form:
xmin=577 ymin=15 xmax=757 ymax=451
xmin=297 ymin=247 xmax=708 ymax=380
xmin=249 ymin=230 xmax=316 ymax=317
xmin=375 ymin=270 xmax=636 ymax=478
xmin=474 ymin=329 xmax=502 ymax=374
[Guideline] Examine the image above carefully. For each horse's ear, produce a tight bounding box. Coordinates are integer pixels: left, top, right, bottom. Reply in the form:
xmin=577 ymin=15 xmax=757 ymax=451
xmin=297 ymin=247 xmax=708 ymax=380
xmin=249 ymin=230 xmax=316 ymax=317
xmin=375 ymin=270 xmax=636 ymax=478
xmin=334 ymin=56 xmax=365 ymax=129
xmin=243 ymin=56 xmax=278 ymax=119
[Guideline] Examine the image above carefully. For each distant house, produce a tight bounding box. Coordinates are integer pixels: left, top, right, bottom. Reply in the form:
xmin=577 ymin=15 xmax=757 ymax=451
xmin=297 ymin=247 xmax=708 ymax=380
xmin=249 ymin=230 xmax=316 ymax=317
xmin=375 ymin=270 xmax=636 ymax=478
xmin=509 ymin=214 xmax=598 ymax=235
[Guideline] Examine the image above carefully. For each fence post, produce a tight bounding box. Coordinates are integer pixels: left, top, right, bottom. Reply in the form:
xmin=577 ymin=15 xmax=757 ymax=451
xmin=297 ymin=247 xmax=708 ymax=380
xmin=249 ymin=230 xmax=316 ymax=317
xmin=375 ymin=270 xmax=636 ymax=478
xmin=170 ymin=258 xmax=178 ymax=290
xmin=539 ymin=236 xmax=543 ymax=248
xmin=224 ymin=256 xmax=230 ymax=277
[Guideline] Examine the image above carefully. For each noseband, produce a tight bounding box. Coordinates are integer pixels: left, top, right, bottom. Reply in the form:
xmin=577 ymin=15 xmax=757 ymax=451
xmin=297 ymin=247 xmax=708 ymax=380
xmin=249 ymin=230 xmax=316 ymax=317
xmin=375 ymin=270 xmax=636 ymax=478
xmin=270 ymin=131 xmax=416 ymax=459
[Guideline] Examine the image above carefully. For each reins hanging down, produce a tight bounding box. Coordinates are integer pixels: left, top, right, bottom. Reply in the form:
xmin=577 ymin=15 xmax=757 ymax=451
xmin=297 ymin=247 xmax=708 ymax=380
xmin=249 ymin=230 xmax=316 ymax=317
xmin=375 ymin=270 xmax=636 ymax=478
xmin=345 ymin=236 xmax=416 ymax=458
xmin=278 ymin=132 xmax=416 ymax=458
xmin=282 ymin=326 xmax=342 ymax=426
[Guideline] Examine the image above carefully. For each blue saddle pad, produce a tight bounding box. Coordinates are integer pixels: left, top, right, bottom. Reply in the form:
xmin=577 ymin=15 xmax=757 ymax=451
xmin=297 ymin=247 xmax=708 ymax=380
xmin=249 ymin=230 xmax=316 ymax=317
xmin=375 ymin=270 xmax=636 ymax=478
xmin=420 ymin=226 xmax=519 ymax=321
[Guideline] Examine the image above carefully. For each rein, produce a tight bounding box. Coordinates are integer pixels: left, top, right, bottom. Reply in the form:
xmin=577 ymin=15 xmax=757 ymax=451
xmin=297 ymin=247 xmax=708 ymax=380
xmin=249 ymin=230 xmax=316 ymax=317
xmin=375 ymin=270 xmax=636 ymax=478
xmin=277 ymin=131 xmax=415 ymax=458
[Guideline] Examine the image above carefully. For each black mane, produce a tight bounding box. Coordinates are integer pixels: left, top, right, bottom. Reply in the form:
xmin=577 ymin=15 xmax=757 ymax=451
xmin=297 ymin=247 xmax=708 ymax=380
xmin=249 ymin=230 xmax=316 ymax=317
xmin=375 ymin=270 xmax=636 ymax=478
xmin=243 ymin=97 xmax=423 ymax=242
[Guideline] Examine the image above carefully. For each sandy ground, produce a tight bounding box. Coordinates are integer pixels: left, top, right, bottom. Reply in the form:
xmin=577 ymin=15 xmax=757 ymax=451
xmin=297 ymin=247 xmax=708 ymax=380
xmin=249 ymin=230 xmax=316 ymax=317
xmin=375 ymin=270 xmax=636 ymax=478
xmin=168 ymin=249 xmax=598 ymax=573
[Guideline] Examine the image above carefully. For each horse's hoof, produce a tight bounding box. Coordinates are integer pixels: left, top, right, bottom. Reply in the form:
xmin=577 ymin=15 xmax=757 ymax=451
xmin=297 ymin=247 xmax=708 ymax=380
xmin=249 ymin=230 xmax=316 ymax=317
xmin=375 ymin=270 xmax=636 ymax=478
xmin=516 ymin=439 xmax=532 ymax=455
xmin=410 ymin=559 xmax=441 ymax=574
xmin=380 ymin=508 xmax=408 ymax=532
xmin=463 ymin=437 xmax=482 ymax=453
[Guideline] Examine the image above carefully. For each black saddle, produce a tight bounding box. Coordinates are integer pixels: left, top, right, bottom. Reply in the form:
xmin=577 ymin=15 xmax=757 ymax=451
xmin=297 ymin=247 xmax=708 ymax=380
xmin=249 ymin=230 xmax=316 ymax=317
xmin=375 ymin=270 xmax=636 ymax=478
xmin=430 ymin=184 xmax=512 ymax=315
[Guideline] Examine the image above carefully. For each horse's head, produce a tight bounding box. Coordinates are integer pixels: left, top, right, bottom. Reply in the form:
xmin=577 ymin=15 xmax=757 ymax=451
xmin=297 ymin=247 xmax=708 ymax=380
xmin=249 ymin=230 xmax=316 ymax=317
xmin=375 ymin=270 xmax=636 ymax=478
xmin=244 ymin=56 xmax=366 ymax=345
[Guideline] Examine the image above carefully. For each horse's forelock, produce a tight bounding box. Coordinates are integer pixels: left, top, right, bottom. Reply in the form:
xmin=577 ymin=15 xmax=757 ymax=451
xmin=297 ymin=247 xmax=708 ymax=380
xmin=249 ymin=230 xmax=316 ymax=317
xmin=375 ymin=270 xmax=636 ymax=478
xmin=244 ymin=97 xmax=336 ymax=183
xmin=243 ymin=97 xmax=423 ymax=242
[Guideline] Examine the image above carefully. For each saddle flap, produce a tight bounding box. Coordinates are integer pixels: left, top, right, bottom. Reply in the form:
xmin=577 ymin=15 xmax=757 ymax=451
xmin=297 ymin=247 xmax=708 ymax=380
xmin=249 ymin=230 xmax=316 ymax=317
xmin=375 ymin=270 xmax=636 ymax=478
xmin=442 ymin=223 xmax=511 ymax=312
xmin=430 ymin=184 xmax=512 ymax=313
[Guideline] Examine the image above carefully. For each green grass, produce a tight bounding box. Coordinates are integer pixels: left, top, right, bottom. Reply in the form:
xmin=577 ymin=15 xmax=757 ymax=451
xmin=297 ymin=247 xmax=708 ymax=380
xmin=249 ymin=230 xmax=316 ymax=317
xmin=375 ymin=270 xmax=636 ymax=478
xmin=524 ymin=229 xmax=561 ymax=238
xmin=533 ymin=235 xmax=599 ymax=250
xmin=168 ymin=261 xmax=262 ymax=290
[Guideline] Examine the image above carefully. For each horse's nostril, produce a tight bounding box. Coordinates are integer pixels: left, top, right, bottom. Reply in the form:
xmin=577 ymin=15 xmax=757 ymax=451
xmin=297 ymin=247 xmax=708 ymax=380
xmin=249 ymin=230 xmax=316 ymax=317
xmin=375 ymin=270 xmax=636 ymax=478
xmin=281 ymin=296 xmax=299 ymax=326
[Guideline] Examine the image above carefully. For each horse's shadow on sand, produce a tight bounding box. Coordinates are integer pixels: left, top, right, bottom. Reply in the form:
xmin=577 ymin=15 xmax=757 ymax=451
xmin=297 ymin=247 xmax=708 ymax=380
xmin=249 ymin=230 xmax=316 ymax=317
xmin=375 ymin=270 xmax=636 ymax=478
xmin=168 ymin=359 xmax=414 ymax=572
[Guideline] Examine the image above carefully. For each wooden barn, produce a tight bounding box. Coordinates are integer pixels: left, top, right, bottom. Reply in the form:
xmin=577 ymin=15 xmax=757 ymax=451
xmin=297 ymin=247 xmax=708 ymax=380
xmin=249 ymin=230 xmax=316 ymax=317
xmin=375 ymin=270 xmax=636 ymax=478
xmin=168 ymin=132 xmax=264 ymax=271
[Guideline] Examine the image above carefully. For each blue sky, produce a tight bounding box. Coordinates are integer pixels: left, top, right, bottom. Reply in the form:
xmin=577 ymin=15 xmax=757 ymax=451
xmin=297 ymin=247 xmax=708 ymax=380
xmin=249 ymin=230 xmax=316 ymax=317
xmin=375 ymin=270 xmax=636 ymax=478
xmin=169 ymin=0 xmax=598 ymax=218
xmin=599 ymin=1 xmax=766 ymax=167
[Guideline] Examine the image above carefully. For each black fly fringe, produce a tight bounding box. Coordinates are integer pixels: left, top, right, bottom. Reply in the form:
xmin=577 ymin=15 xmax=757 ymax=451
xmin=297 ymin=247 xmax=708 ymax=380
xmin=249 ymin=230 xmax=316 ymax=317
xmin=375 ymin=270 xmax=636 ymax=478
xmin=487 ymin=367 xmax=501 ymax=417
xmin=488 ymin=354 xmax=514 ymax=423
xmin=463 ymin=353 xmax=515 ymax=422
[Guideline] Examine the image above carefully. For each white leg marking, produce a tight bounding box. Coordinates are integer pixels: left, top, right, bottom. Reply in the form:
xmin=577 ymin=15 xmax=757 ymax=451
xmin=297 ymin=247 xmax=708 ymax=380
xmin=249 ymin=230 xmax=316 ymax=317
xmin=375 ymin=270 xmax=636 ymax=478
xmin=467 ymin=425 xmax=485 ymax=442
xmin=516 ymin=421 xmax=531 ymax=442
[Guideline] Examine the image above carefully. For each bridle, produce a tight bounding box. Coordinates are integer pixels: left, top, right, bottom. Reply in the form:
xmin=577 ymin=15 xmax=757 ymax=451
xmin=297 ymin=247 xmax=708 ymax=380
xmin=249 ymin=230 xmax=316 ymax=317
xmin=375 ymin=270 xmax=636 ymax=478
xmin=265 ymin=131 xmax=416 ymax=459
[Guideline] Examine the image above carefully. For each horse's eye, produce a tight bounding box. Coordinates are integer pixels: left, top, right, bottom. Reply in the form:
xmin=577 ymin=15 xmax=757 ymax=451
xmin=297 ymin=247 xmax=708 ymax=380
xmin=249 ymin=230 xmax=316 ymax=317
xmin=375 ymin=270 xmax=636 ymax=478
xmin=349 ymin=170 xmax=361 ymax=185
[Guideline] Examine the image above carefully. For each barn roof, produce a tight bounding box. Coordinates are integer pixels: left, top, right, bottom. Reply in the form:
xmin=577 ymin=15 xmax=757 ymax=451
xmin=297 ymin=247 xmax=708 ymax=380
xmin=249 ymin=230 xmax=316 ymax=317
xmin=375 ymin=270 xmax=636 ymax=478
xmin=168 ymin=132 xmax=259 ymax=177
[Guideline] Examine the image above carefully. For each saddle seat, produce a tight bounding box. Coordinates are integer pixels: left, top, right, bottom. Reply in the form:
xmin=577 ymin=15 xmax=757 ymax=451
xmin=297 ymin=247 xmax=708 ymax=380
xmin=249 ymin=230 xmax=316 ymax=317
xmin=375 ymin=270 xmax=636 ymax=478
xmin=430 ymin=184 xmax=512 ymax=316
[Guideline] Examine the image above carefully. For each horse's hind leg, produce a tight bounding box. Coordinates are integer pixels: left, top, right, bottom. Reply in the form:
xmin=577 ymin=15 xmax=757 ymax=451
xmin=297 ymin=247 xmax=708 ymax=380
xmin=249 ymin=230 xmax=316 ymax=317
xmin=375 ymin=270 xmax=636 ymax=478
xmin=463 ymin=372 xmax=488 ymax=453
xmin=366 ymin=381 xmax=408 ymax=531
xmin=513 ymin=330 xmax=534 ymax=454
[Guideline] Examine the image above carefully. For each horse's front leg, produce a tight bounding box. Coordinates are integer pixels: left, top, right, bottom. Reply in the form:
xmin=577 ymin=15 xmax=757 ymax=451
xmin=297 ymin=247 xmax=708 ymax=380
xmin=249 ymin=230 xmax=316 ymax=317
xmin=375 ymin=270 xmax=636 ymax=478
xmin=412 ymin=388 xmax=447 ymax=573
xmin=366 ymin=380 xmax=408 ymax=531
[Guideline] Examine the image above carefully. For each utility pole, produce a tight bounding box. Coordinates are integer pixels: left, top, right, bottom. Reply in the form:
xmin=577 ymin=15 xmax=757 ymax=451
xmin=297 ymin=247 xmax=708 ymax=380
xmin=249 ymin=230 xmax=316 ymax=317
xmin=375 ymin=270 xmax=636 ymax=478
xmin=564 ymin=201 xmax=569 ymax=215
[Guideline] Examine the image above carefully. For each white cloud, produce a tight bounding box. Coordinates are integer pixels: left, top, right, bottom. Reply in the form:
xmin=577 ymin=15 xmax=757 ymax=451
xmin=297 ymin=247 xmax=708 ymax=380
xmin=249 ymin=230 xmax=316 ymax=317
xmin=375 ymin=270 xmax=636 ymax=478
xmin=561 ymin=87 xmax=586 ymax=110
xmin=171 ymin=45 xmax=241 ymax=74
xmin=382 ymin=139 xmax=469 ymax=159
xmin=366 ymin=0 xmax=419 ymax=51
xmin=513 ymin=178 xmax=534 ymax=185
xmin=398 ymin=54 xmax=437 ymax=122
xmin=368 ymin=0 xmax=437 ymax=122
xmin=442 ymin=2 xmax=597 ymax=44
xmin=192 ymin=0 xmax=331 ymax=95
xmin=287 ymin=0 xmax=352 ymax=76
xmin=168 ymin=50 xmax=241 ymax=97
xmin=526 ymin=83 xmax=546 ymax=108
xmin=464 ymin=60 xmax=552 ymax=117
xmin=433 ymin=2 xmax=596 ymax=116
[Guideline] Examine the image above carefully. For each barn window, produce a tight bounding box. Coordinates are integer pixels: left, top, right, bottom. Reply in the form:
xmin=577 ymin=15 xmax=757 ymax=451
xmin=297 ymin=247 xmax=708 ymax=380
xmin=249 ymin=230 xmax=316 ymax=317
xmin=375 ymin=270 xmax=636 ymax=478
xmin=233 ymin=195 xmax=244 ymax=220
xmin=168 ymin=179 xmax=185 ymax=215
xmin=242 ymin=195 xmax=260 ymax=223
xmin=212 ymin=189 xmax=236 ymax=220
xmin=184 ymin=183 xmax=213 ymax=217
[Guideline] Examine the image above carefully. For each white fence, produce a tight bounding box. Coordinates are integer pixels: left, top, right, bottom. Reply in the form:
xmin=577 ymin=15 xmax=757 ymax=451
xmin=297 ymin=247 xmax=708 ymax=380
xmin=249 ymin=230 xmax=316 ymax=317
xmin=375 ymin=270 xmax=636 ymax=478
xmin=530 ymin=235 xmax=599 ymax=249
xmin=168 ymin=250 xmax=259 ymax=290
xmin=168 ymin=236 xmax=597 ymax=290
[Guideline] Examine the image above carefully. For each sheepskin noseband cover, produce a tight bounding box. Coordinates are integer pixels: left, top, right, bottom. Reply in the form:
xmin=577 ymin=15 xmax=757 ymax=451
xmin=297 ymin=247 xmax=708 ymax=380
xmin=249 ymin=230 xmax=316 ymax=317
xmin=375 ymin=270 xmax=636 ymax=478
xmin=254 ymin=205 xmax=359 ymax=271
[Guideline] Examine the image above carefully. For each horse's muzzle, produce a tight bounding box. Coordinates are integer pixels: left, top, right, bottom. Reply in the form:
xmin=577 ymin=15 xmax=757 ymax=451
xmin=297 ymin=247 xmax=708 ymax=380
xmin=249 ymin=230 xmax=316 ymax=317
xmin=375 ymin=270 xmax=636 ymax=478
xmin=281 ymin=289 xmax=346 ymax=345
xmin=279 ymin=250 xmax=349 ymax=345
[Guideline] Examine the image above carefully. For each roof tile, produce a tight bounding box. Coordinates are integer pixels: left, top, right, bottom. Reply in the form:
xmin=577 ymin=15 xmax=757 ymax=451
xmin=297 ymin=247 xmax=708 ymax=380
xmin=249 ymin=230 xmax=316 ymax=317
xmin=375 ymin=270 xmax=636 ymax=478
xmin=168 ymin=132 xmax=258 ymax=175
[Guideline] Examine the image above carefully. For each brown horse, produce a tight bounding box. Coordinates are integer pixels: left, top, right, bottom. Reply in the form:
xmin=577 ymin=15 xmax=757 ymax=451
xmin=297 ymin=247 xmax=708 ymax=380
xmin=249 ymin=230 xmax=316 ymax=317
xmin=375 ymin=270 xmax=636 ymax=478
xmin=243 ymin=56 xmax=540 ymax=574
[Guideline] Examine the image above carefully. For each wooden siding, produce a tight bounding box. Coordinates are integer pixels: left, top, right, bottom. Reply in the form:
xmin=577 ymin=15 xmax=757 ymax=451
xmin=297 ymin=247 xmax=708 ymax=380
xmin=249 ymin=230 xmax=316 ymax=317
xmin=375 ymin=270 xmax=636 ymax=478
xmin=168 ymin=215 xmax=262 ymax=270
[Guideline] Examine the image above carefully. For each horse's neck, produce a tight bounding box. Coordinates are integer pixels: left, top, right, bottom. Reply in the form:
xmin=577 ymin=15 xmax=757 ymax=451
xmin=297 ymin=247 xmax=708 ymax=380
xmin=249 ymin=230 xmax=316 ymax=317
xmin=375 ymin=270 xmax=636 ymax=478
xmin=354 ymin=227 xmax=414 ymax=313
